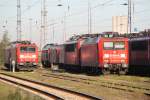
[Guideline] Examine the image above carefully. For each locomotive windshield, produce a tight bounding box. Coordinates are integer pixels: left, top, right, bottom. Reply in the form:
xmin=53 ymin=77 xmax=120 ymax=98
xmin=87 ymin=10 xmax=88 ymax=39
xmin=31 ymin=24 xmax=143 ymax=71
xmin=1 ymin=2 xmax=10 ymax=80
xmin=114 ymin=42 xmax=125 ymax=50
xmin=103 ymin=42 xmax=113 ymax=50
xmin=65 ymin=43 xmax=76 ymax=52
xmin=20 ymin=46 xmax=36 ymax=53
xmin=103 ymin=41 xmax=125 ymax=50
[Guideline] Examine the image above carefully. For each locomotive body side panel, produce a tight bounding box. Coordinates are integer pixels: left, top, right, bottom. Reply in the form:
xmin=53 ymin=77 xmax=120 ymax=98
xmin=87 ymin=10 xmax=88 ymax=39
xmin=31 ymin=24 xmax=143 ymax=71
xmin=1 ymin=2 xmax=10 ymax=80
xmin=81 ymin=44 xmax=98 ymax=67
xmin=50 ymin=47 xmax=60 ymax=64
xmin=98 ymin=39 xmax=104 ymax=68
xmin=59 ymin=45 xmax=65 ymax=64
xmin=129 ymin=38 xmax=149 ymax=66
xmin=64 ymin=43 xmax=78 ymax=65
xmin=11 ymin=46 xmax=17 ymax=63
xmin=4 ymin=48 xmax=10 ymax=65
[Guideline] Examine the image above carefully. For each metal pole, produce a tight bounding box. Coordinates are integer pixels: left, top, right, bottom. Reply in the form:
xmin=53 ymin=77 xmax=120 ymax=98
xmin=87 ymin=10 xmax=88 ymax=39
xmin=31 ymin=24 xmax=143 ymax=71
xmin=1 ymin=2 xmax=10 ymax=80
xmin=128 ymin=0 xmax=132 ymax=34
xmin=40 ymin=0 xmax=43 ymax=50
xmin=43 ymin=0 xmax=47 ymax=44
xmin=52 ymin=23 xmax=55 ymax=43
xmin=63 ymin=13 xmax=66 ymax=42
xmin=130 ymin=0 xmax=132 ymax=34
xmin=90 ymin=2 xmax=92 ymax=34
xmin=29 ymin=18 xmax=32 ymax=41
xmin=48 ymin=22 xmax=57 ymax=43
xmin=88 ymin=0 xmax=92 ymax=34
xmin=40 ymin=0 xmax=47 ymax=50
xmin=88 ymin=0 xmax=90 ymax=34
xmin=17 ymin=0 xmax=21 ymax=41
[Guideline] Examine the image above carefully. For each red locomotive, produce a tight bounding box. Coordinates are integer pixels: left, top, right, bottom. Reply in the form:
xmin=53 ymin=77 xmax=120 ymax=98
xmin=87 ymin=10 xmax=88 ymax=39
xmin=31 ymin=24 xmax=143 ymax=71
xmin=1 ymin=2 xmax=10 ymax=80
xmin=81 ymin=32 xmax=129 ymax=74
xmin=63 ymin=35 xmax=86 ymax=70
xmin=41 ymin=44 xmax=54 ymax=67
xmin=42 ymin=32 xmax=129 ymax=74
xmin=61 ymin=34 xmax=99 ymax=71
xmin=129 ymin=30 xmax=150 ymax=75
xmin=49 ymin=44 xmax=61 ymax=65
xmin=4 ymin=41 xmax=38 ymax=71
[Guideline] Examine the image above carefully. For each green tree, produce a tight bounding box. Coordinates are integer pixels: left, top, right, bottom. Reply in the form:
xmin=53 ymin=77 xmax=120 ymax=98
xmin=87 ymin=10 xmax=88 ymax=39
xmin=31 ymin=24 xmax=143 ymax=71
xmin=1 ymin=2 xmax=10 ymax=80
xmin=0 ymin=32 xmax=10 ymax=65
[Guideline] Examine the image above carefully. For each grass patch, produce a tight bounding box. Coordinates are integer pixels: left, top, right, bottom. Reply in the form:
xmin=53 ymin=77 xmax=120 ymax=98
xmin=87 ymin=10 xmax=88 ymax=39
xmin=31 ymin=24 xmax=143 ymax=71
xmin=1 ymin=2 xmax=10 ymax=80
xmin=0 ymin=82 xmax=44 ymax=100
xmin=1 ymin=68 xmax=150 ymax=100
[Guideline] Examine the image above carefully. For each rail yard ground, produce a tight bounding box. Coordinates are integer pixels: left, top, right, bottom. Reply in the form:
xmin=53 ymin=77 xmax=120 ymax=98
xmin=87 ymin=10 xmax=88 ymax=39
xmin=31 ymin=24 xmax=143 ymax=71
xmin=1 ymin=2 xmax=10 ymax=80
xmin=0 ymin=66 xmax=149 ymax=100
xmin=0 ymin=79 xmax=43 ymax=100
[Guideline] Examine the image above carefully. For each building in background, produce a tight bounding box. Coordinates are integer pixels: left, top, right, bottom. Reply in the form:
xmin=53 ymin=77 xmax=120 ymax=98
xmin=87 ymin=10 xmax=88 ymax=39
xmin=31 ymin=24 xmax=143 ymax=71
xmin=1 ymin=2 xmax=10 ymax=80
xmin=112 ymin=16 xmax=128 ymax=34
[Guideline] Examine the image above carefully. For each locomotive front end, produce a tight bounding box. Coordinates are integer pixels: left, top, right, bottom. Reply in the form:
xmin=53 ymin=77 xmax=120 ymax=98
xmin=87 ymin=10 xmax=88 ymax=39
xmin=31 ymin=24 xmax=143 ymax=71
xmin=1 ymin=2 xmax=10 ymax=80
xmin=102 ymin=39 xmax=129 ymax=74
xmin=17 ymin=45 xmax=38 ymax=70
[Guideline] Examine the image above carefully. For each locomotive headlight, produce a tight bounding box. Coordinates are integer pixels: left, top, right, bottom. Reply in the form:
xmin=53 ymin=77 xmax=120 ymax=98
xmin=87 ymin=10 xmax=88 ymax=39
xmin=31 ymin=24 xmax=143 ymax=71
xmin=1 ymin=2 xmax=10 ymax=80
xmin=104 ymin=54 xmax=109 ymax=58
xmin=32 ymin=55 xmax=37 ymax=58
xmin=120 ymin=54 xmax=125 ymax=58
xmin=104 ymin=64 xmax=109 ymax=68
xmin=121 ymin=60 xmax=125 ymax=63
xmin=19 ymin=63 xmax=24 ymax=65
xmin=20 ymin=55 xmax=24 ymax=58
xmin=122 ymin=64 xmax=128 ymax=68
xmin=33 ymin=63 xmax=37 ymax=65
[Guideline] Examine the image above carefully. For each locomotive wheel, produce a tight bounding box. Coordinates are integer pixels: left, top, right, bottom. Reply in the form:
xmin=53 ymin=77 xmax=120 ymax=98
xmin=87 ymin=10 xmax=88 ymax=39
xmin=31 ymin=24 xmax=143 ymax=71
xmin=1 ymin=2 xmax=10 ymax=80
xmin=41 ymin=61 xmax=45 ymax=67
xmin=119 ymin=68 xmax=128 ymax=75
xmin=102 ymin=68 xmax=110 ymax=75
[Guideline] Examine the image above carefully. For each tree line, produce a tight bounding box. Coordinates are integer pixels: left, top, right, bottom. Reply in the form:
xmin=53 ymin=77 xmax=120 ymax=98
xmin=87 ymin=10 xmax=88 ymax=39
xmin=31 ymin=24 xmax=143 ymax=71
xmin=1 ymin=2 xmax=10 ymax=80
xmin=0 ymin=33 xmax=10 ymax=65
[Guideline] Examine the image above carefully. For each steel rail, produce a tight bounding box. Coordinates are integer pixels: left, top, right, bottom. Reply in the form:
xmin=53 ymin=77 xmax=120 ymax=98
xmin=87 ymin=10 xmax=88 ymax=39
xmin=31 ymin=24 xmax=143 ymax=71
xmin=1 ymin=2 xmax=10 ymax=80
xmin=42 ymin=73 xmax=150 ymax=95
xmin=0 ymin=73 xmax=102 ymax=100
xmin=0 ymin=75 xmax=63 ymax=100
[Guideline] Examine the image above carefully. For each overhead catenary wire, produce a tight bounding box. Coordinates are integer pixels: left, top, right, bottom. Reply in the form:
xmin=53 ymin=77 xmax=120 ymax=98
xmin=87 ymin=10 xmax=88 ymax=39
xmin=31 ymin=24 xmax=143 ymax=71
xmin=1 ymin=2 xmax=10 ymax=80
xmin=22 ymin=0 xmax=40 ymax=15
xmin=44 ymin=0 xmax=116 ymax=38
xmin=0 ymin=0 xmax=12 ymax=7
xmin=46 ymin=0 xmax=116 ymax=26
xmin=2 ymin=0 xmax=41 ymax=20
xmin=2 ymin=0 xmax=150 ymax=42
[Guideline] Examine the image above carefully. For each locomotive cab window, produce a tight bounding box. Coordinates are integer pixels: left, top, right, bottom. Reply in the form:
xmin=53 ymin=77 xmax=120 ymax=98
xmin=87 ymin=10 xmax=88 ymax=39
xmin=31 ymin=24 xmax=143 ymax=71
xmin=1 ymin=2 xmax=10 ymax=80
xmin=103 ymin=42 xmax=113 ymax=50
xmin=114 ymin=42 xmax=125 ymax=50
xmin=65 ymin=43 xmax=76 ymax=52
xmin=103 ymin=41 xmax=125 ymax=50
xmin=20 ymin=47 xmax=36 ymax=53
xmin=103 ymin=34 xmax=113 ymax=38
xmin=83 ymin=37 xmax=98 ymax=44
xmin=28 ymin=47 xmax=36 ymax=53
xmin=131 ymin=40 xmax=148 ymax=51
xmin=20 ymin=47 xmax=27 ymax=52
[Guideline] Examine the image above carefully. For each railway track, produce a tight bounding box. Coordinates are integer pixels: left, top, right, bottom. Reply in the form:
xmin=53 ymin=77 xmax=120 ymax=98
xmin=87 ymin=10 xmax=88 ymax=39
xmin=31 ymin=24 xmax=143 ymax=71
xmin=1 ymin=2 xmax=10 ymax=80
xmin=42 ymin=73 xmax=150 ymax=95
xmin=0 ymin=73 xmax=101 ymax=100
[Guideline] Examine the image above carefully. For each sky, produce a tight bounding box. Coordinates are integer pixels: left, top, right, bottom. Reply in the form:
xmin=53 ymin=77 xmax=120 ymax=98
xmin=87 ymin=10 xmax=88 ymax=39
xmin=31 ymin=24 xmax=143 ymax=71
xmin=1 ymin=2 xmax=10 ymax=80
xmin=0 ymin=0 xmax=150 ymax=47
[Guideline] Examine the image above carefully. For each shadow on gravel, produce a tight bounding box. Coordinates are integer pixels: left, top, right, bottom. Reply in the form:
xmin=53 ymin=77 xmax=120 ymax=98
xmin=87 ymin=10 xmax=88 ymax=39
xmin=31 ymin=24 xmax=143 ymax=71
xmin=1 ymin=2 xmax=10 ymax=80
xmin=128 ymin=66 xmax=150 ymax=77
xmin=0 ymin=67 xmax=34 ymax=72
xmin=0 ymin=67 xmax=10 ymax=71
xmin=58 ymin=69 xmax=102 ymax=76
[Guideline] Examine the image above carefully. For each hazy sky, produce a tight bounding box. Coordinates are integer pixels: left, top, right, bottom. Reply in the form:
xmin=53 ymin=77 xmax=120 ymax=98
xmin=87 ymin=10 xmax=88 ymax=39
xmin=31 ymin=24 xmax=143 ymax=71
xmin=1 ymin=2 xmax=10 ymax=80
xmin=0 ymin=0 xmax=150 ymax=47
